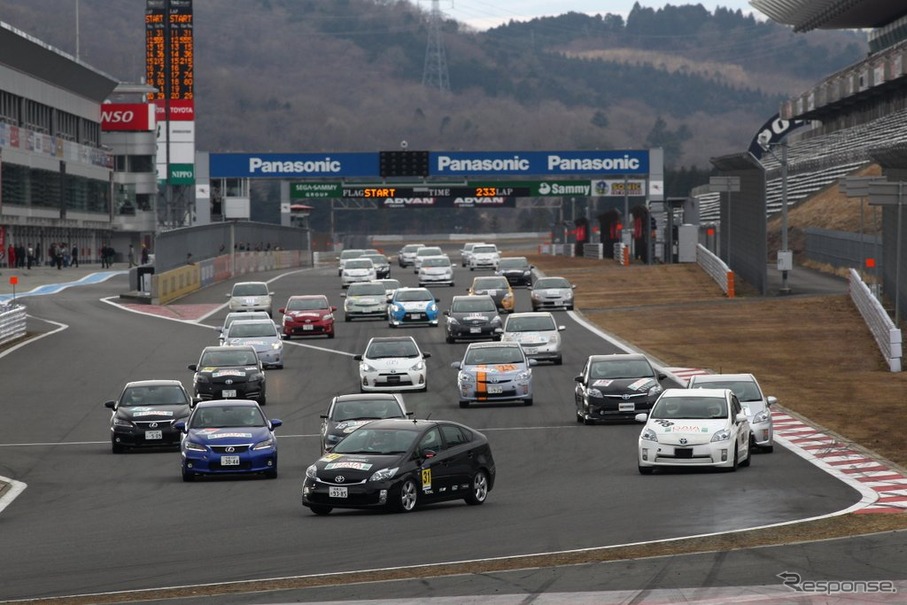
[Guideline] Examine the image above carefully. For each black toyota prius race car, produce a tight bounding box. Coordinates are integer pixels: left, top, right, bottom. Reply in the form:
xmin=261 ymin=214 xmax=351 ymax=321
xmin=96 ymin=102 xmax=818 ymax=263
xmin=302 ymin=418 xmax=495 ymax=515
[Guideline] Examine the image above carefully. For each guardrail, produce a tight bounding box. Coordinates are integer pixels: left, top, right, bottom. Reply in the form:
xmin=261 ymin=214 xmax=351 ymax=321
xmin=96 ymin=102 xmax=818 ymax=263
xmin=849 ymin=269 xmax=902 ymax=372
xmin=696 ymin=244 xmax=735 ymax=298
xmin=0 ymin=302 xmax=27 ymax=347
xmin=583 ymin=243 xmax=604 ymax=259
xmin=613 ymin=243 xmax=629 ymax=266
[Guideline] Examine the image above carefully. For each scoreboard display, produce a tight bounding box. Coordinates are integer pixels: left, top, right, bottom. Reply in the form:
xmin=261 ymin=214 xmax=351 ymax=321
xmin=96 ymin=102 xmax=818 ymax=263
xmin=145 ymin=0 xmax=194 ymax=100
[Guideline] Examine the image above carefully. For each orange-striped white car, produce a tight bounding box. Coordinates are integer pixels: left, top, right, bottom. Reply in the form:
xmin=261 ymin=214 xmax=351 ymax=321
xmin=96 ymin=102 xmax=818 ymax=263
xmin=451 ymin=342 xmax=536 ymax=408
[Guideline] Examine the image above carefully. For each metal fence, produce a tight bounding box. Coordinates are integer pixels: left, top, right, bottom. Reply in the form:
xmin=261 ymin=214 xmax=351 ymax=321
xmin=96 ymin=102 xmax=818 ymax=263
xmin=805 ymin=227 xmax=882 ymax=271
xmin=0 ymin=303 xmax=27 ymax=347
xmin=849 ymin=269 xmax=902 ymax=372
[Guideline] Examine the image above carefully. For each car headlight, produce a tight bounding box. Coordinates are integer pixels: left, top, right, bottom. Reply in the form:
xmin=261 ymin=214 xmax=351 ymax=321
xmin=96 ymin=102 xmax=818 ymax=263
xmin=753 ymin=410 xmax=770 ymax=424
xmin=271 ymin=342 xmax=282 ymax=350
xmin=391 ymin=303 xmax=403 ymax=313
xmin=428 ymin=302 xmax=437 ymax=312
xmin=361 ymin=363 xmax=377 ymax=373
xmin=194 ymin=374 xmax=210 ymax=384
xmin=517 ymin=370 xmax=531 ymax=380
xmin=248 ymin=373 xmax=264 ymax=383
xmin=325 ymin=434 xmax=341 ymax=443
xmin=409 ymin=360 xmax=425 ymax=371
xmin=324 ymin=313 xmax=334 ymax=321
xmin=458 ymin=372 xmax=474 ymax=384
xmin=252 ymin=437 xmax=275 ymax=450
xmin=447 ymin=317 xmax=460 ymax=325
xmin=647 ymin=384 xmax=663 ymax=397
xmin=305 ymin=464 xmax=318 ymax=479
xmin=184 ymin=440 xmax=206 ymax=452
xmin=113 ymin=417 xmax=133 ymax=428
xmin=711 ymin=429 xmax=731 ymax=442
xmin=641 ymin=427 xmax=658 ymax=442
xmin=491 ymin=317 xmax=502 ymax=326
xmin=369 ymin=467 xmax=399 ymax=482
xmin=283 ymin=316 xmax=292 ymax=324
xmin=587 ymin=388 xmax=603 ymax=398
xmin=530 ymin=292 xmax=541 ymax=300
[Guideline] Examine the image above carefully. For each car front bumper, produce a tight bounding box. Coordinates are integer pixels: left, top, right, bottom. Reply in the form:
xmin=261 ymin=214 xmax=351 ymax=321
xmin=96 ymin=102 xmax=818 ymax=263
xmin=637 ymin=439 xmax=738 ymax=469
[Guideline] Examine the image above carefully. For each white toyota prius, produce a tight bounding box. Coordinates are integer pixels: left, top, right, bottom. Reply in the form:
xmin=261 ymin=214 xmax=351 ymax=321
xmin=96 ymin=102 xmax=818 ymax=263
xmin=635 ymin=388 xmax=751 ymax=474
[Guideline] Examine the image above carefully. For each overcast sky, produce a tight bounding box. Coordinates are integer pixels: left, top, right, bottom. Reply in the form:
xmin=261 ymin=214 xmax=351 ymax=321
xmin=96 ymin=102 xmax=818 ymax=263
xmin=439 ymin=1 xmax=763 ymax=31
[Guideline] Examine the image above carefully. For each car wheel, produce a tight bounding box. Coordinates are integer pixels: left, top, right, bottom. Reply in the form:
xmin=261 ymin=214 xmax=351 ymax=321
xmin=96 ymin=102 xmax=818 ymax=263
xmin=554 ymin=355 xmax=563 ymax=366
xmin=344 ymin=315 xmax=351 ymax=322
xmin=567 ymin=305 xmax=574 ymax=311
xmin=181 ymin=467 xmax=195 ymax=482
xmin=459 ymin=400 xmax=469 ymax=408
xmin=464 ymin=469 xmax=489 ymax=506
xmin=328 ymin=332 xmax=335 ymax=339
xmin=583 ymin=415 xmax=595 ymax=425
xmin=575 ymin=408 xmax=584 ymax=423
xmin=469 ymin=267 xmax=474 ymax=271
xmin=445 ymin=335 xmax=454 ymax=344
xmin=739 ymin=441 xmax=751 ymax=468
xmin=638 ymin=465 xmax=654 ymax=475
xmin=524 ymin=398 xmax=533 ymax=406
xmin=762 ymin=444 xmax=774 ymax=453
xmin=392 ymin=477 xmax=419 ymax=512
xmin=309 ymin=505 xmax=332 ymax=516
xmin=450 ymin=282 xmax=455 ymax=287
xmin=264 ymin=468 xmax=278 ymax=479
xmin=726 ymin=446 xmax=739 ymax=472
xmin=111 ymin=439 xmax=125 ymax=454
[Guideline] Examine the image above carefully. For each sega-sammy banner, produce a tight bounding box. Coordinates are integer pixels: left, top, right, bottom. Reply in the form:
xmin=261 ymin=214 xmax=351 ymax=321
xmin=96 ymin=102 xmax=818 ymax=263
xmin=210 ymin=153 xmax=378 ymax=178
xmin=431 ymin=150 xmax=649 ymax=176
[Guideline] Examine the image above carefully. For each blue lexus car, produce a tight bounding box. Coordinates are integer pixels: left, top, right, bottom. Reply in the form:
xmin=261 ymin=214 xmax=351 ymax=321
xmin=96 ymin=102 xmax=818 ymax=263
xmin=176 ymin=399 xmax=282 ymax=481
xmin=387 ymin=287 xmax=440 ymax=327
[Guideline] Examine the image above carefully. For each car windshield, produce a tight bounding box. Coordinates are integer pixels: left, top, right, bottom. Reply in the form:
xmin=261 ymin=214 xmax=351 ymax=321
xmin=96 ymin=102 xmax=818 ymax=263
xmin=451 ymin=299 xmax=496 ymax=313
xmin=332 ymin=428 xmax=417 ymax=455
xmin=200 ymin=349 xmax=259 ymax=366
xmin=332 ymin=399 xmax=403 ymax=421
xmin=232 ymin=283 xmax=268 ymax=296
xmin=121 ymin=385 xmax=187 ymax=406
xmin=286 ymin=297 xmax=327 ymax=311
xmin=534 ymin=277 xmax=570 ymax=289
xmin=366 ymin=340 xmax=420 ymax=358
xmin=223 ymin=313 xmax=268 ymax=330
xmin=348 ymin=284 xmax=386 ymax=296
xmin=694 ymin=379 xmax=763 ymax=403
xmin=473 ymin=278 xmax=508 ymax=290
xmin=402 ymin=245 xmax=423 ymax=253
xmin=590 ymin=359 xmax=654 ymax=379
xmin=396 ymin=290 xmax=433 ymax=302
xmin=506 ymin=315 xmax=556 ymax=332
xmin=423 ymin=257 xmax=450 ymax=267
xmin=340 ymin=250 xmax=363 ymax=260
xmin=191 ymin=405 xmax=266 ymax=428
xmin=464 ymin=346 xmax=525 ymax=365
xmin=346 ymin=259 xmax=373 ymax=269
xmin=364 ymin=255 xmax=387 ymax=265
xmin=227 ymin=322 xmax=277 ymax=338
xmin=417 ymin=247 xmax=442 ymax=256
xmin=377 ymin=279 xmax=400 ymax=290
xmin=651 ymin=396 xmax=728 ymax=420
xmin=474 ymin=246 xmax=497 ymax=254
xmin=499 ymin=258 xmax=528 ymax=269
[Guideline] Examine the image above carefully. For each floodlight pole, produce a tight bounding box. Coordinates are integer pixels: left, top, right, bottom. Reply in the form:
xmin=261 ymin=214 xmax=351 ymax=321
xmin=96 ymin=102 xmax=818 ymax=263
xmin=780 ymin=140 xmax=790 ymax=294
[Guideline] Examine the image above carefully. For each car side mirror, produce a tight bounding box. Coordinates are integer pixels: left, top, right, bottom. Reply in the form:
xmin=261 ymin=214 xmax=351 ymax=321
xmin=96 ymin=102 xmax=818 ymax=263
xmin=104 ymin=400 xmax=116 ymax=410
xmin=422 ymin=450 xmax=436 ymax=459
xmin=423 ymin=352 xmax=431 ymax=358
xmin=574 ymin=375 xmax=584 ymax=383
xmin=270 ymin=419 xmax=283 ymax=429
xmin=188 ymin=364 xmax=198 ymax=371
xmin=558 ymin=325 xmax=566 ymax=331
xmin=528 ymin=359 xmax=538 ymax=366
xmin=320 ymin=414 xmax=328 ymax=419
xmin=443 ymin=310 xmax=450 ymax=316
xmin=450 ymin=361 xmax=461 ymax=369
xmin=175 ymin=420 xmax=187 ymax=433
xmin=353 ymin=354 xmax=363 ymax=361
xmin=735 ymin=412 xmax=747 ymax=424
xmin=340 ymin=293 xmax=347 ymax=298
xmin=225 ymin=293 xmax=231 ymax=297
xmin=658 ymin=372 xmax=667 ymax=381
xmin=634 ymin=413 xmax=648 ymax=423
xmin=435 ymin=298 xmax=441 ymax=303
xmin=571 ymin=285 xmax=577 ymax=289
xmin=278 ymin=308 xmax=286 ymax=314
xmin=767 ymin=395 xmax=777 ymax=406
xmin=406 ymin=411 xmax=415 ymax=417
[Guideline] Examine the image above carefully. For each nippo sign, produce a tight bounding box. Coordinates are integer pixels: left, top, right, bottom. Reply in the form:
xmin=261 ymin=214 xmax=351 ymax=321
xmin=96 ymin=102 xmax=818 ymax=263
xmin=100 ymin=103 xmax=155 ymax=132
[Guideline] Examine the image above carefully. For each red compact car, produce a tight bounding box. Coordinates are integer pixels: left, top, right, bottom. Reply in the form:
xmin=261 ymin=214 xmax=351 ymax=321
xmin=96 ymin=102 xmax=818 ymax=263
xmin=279 ymin=295 xmax=336 ymax=339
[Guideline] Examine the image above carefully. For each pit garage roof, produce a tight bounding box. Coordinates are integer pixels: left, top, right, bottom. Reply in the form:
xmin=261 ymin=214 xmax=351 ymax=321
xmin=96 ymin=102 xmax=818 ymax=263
xmin=0 ymin=21 xmax=118 ymax=101
xmin=750 ymin=0 xmax=907 ymax=32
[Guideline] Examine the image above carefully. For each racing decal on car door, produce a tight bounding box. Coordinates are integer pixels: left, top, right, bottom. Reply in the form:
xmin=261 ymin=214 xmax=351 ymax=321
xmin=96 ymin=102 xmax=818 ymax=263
xmin=421 ymin=467 xmax=432 ymax=492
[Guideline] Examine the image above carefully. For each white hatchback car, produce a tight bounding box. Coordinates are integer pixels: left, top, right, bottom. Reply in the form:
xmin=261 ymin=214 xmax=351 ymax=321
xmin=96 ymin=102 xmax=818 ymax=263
xmin=227 ymin=282 xmax=274 ymax=317
xmin=500 ymin=311 xmax=565 ymax=365
xmin=413 ymin=246 xmax=444 ymax=272
xmin=354 ymin=336 xmax=431 ymax=392
xmin=687 ymin=373 xmax=776 ymax=452
xmin=222 ymin=318 xmax=284 ymax=369
xmin=468 ymin=243 xmax=500 ymax=271
xmin=341 ymin=258 xmax=377 ymax=288
xmin=636 ymin=388 xmax=751 ymax=474
xmin=418 ymin=255 xmax=454 ymax=287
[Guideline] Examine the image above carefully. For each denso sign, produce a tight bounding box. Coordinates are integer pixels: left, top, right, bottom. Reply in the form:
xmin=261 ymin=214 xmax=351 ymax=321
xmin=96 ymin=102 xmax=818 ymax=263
xmin=100 ymin=103 xmax=156 ymax=132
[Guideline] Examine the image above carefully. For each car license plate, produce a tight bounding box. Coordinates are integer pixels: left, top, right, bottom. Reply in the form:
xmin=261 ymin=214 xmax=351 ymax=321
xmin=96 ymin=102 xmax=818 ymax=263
xmin=329 ymin=486 xmax=348 ymax=498
xmin=144 ymin=430 xmax=162 ymax=440
xmin=221 ymin=455 xmax=240 ymax=466
xmin=408 ymin=313 xmax=421 ymax=320
xmin=303 ymin=324 xmax=314 ymax=330
xmin=618 ymin=402 xmax=635 ymax=412
xmin=487 ymin=385 xmax=503 ymax=394
xmin=222 ymin=389 xmax=237 ymax=398
xmin=470 ymin=327 xmax=481 ymax=334
xmin=674 ymin=448 xmax=693 ymax=459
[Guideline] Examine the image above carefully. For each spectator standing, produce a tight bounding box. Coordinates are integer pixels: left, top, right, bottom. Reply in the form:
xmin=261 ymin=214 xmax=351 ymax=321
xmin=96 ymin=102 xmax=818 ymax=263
xmin=141 ymin=245 xmax=149 ymax=265
xmin=7 ymin=244 xmax=15 ymax=269
xmin=71 ymin=245 xmax=79 ymax=267
xmin=128 ymin=244 xmax=136 ymax=268
xmin=48 ymin=243 xmax=56 ymax=267
xmin=35 ymin=243 xmax=41 ymax=267
xmin=55 ymin=244 xmax=63 ymax=270
xmin=26 ymin=243 xmax=34 ymax=269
